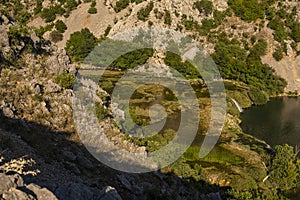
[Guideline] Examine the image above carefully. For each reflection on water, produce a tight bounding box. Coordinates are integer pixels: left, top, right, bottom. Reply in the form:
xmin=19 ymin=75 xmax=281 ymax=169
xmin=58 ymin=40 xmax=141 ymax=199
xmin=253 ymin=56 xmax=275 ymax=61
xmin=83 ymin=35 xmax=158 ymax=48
xmin=240 ymin=97 xmax=300 ymax=147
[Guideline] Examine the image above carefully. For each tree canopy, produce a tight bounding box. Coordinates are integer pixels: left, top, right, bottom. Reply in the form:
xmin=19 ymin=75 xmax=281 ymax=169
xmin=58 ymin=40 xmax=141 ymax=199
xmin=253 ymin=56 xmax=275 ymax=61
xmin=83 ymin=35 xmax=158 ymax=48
xmin=65 ymin=28 xmax=98 ymax=62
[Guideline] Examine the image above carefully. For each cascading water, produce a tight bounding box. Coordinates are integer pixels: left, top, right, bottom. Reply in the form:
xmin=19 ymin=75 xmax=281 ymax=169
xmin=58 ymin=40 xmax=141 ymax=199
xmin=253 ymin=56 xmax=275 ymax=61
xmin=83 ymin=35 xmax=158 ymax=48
xmin=231 ymin=98 xmax=243 ymax=112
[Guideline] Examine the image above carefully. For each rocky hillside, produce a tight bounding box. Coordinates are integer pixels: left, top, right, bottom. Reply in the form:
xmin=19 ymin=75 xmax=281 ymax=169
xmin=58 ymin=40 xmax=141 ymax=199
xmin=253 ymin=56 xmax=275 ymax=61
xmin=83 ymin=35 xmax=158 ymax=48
xmin=25 ymin=0 xmax=300 ymax=92
xmin=0 ymin=0 xmax=300 ymax=199
xmin=0 ymin=5 xmax=225 ymax=200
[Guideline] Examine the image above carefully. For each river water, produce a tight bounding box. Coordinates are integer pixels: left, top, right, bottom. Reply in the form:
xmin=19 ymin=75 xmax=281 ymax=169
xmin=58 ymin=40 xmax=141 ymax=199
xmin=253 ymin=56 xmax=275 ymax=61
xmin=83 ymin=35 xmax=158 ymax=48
xmin=240 ymin=97 xmax=300 ymax=199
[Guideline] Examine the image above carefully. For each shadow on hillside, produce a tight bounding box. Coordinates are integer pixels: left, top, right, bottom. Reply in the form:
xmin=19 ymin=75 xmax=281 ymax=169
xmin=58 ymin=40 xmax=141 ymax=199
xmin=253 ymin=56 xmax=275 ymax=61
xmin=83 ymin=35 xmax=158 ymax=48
xmin=0 ymin=111 xmax=229 ymax=199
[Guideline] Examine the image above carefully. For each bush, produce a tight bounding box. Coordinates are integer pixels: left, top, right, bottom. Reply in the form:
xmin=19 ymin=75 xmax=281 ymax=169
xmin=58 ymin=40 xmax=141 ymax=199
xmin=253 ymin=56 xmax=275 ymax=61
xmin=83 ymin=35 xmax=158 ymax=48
xmin=114 ymin=0 xmax=130 ymax=13
xmin=41 ymin=7 xmax=56 ymax=22
xmin=291 ymin=22 xmax=300 ymax=42
xmin=88 ymin=7 xmax=97 ymax=14
xmin=164 ymin=10 xmax=171 ymax=26
xmin=95 ymin=102 xmax=108 ymax=120
xmin=65 ymin=28 xmax=98 ymax=62
xmin=55 ymin=20 xmax=67 ymax=33
xmin=50 ymin=30 xmax=63 ymax=42
xmin=273 ymin=47 xmax=284 ymax=61
xmin=194 ymin=0 xmax=213 ymax=16
xmin=55 ymin=71 xmax=75 ymax=89
xmin=137 ymin=2 xmax=154 ymax=21
xmin=104 ymin=25 xmax=111 ymax=37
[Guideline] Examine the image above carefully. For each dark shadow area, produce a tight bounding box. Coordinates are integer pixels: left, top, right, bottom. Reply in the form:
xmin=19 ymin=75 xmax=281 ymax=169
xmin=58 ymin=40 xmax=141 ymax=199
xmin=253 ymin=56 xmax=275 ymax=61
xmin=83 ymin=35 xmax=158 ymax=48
xmin=0 ymin=110 xmax=229 ymax=199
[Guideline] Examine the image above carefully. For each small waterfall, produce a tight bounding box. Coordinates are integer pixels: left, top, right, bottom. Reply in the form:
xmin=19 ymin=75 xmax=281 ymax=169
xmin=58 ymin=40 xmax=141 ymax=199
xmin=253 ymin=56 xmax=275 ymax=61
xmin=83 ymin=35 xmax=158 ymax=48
xmin=231 ymin=98 xmax=243 ymax=112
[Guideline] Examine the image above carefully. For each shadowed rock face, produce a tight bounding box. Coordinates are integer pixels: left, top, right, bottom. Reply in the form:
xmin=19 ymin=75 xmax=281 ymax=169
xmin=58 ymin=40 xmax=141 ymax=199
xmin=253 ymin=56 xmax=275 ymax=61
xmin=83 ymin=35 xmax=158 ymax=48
xmin=0 ymin=172 xmax=122 ymax=200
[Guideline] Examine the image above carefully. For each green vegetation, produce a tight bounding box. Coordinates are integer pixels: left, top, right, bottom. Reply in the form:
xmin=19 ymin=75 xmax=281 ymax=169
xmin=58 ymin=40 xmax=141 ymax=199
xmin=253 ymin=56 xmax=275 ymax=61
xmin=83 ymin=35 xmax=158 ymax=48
xmin=41 ymin=6 xmax=66 ymax=22
xmin=164 ymin=51 xmax=200 ymax=79
xmin=291 ymin=22 xmax=300 ymax=43
xmin=54 ymin=71 xmax=75 ymax=89
xmin=114 ymin=0 xmax=130 ymax=13
xmin=212 ymin=34 xmax=286 ymax=95
xmin=269 ymin=144 xmax=300 ymax=192
xmin=248 ymin=87 xmax=268 ymax=105
xmin=164 ymin=10 xmax=171 ymax=26
xmin=34 ymin=24 xmax=54 ymax=38
xmin=88 ymin=7 xmax=97 ymax=14
xmin=104 ymin=25 xmax=112 ymax=37
xmin=114 ymin=0 xmax=147 ymax=13
xmin=228 ymin=0 xmax=264 ymax=21
xmin=109 ymin=48 xmax=154 ymax=70
xmin=137 ymin=2 xmax=154 ymax=21
xmin=95 ymin=102 xmax=109 ymax=120
xmin=65 ymin=28 xmax=98 ymax=62
xmin=50 ymin=30 xmax=63 ymax=42
xmin=273 ymin=46 xmax=284 ymax=61
xmin=125 ymin=129 xmax=176 ymax=152
xmin=194 ymin=0 xmax=213 ymax=16
xmin=55 ymin=20 xmax=67 ymax=33
xmin=88 ymin=0 xmax=97 ymax=14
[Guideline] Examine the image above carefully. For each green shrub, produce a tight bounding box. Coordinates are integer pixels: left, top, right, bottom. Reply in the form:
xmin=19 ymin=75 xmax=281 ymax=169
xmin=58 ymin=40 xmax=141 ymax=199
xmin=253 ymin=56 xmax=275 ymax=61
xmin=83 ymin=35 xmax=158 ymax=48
xmin=50 ymin=30 xmax=63 ymax=42
xmin=41 ymin=7 xmax=56 ymax=22
xmin=114 ymin=0 xmax=130 ymax=13
xmin=109 ymin=48 xmax=154 ymax=70
xmin=55 ymin=71 xmax=75 ymax=89
xmin=65 ymin=28 xmax=98 ymax=62
xmin=273 ymin=47 xmax=284 ymax=61
xmin=55 ymin=20 xmax=67 ymax=33
xmin=104 ymin=25 xmax=111 ymax=37
xmin=194 ymin=0 xmax=213 ymax=16
xmin=164 ymin=10 xmax=171 ymax=25
xmin=137 ymin=2 xmax=154 ymax=21
xmin=95 ymin=102 xmax=108 ymax=120
xmin=88 ymin=7 xmax=97 ymax=14
xmin=291 ymin=22 xmax=300 ymax=42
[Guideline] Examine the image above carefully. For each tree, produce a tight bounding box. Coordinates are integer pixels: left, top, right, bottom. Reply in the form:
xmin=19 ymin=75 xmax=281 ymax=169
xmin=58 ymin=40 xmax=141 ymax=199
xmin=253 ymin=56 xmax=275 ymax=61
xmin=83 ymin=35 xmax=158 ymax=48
xmin=55 ymin=20 xmax=67 ymax=33
xmin=269 ymin=144 xmax=299 ymax=192
xmin=194 ymin=0 xmax=213 ymax=16
xmin=291 ymin=22 xmax=300 ymax=43
xmin=273 ymin=47 xmax=284 ymax=61
xmin=137 ymin=2 xmax=154 ymax=21
xmin=65 ymin=28 xmax=98 ymax=62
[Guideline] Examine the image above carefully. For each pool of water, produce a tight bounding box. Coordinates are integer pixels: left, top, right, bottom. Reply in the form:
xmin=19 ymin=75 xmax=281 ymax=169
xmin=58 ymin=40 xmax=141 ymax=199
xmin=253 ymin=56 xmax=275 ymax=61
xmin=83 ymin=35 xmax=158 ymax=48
xmin=240 ymin=97 xmax=300 ymax=147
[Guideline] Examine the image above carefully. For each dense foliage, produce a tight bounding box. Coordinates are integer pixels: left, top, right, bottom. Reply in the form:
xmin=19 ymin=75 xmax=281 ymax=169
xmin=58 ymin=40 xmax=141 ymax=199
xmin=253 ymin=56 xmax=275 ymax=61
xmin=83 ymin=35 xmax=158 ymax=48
xmin=65 ymin=28 xmax=98 ymax=62
xmin=212 ymin=34 xmax=286 ymax=95
xmin=269 ymin=144 xmax=300 ymax=192
xmin=55 ymin=20 xmax=67 ymax=33
xmin=228 ymin=0 xmax=265 ymax=21
xmin=137 ymin=2 xmax=154 ymax=21
xmin=164 ymin=51 xmax=200 ymax=79
xmin=109 ymin=48 xmax=154 ymax=70
xmin=194 ymin=0 xmax=213 ymax=16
